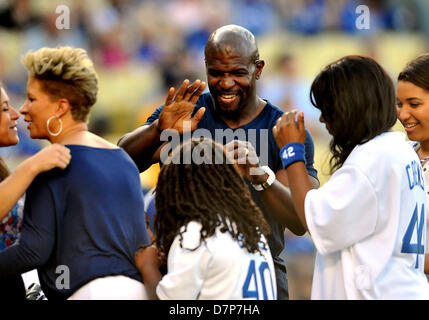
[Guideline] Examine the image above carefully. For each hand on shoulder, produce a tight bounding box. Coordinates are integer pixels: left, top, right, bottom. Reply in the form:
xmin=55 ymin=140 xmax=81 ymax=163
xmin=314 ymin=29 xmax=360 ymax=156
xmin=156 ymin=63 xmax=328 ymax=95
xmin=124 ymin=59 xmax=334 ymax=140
xmin=25 ymin=144 xmax=71 ymax=175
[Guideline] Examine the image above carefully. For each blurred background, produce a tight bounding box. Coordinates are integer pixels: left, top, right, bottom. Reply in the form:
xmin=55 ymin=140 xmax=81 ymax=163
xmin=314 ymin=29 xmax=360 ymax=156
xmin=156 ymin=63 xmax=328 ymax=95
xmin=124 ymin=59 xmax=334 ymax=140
xmin=0 ymin=0 xmax=428 ymax=299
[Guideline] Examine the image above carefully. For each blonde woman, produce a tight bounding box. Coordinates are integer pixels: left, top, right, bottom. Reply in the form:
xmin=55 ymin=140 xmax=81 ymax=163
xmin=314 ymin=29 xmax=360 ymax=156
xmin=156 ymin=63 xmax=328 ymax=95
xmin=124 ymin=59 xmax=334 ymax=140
xmin=0 ymin=47 xmax=150 ymax=300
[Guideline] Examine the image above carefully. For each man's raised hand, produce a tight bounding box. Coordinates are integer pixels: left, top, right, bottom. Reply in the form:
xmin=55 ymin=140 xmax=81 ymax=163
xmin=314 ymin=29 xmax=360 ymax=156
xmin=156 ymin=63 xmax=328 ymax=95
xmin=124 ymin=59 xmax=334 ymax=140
xmin=157 ymin=79 xmax=206 ymax=134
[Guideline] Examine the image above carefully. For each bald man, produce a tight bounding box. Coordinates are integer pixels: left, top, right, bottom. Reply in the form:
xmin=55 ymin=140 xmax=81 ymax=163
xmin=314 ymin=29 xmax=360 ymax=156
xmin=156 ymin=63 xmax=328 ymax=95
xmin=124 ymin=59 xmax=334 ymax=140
xmin=118 ymin=25 xmax=319 ymax=300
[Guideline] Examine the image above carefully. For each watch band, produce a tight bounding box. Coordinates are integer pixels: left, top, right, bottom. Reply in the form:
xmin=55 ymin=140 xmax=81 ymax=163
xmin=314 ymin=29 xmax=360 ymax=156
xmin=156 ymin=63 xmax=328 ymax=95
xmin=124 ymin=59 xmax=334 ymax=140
xmin=251 ymin=166 xmax=276 ymax=191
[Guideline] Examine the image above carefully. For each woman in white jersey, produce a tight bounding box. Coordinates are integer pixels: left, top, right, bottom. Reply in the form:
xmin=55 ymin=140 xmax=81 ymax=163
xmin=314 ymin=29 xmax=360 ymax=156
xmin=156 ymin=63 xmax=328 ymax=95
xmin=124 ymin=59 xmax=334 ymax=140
xmin=272 ymin=55 xmax=429 ymax=299
xmin=134 ymin=138 xmax=277 ymax=300
xmin=396 ymin=53 xmax=429 ymax=275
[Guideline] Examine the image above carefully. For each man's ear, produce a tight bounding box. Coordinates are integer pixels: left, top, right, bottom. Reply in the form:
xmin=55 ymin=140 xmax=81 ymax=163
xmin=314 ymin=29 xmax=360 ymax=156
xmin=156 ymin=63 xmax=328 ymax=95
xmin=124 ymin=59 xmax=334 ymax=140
xmin=56 ymin=98 xmax=71 ymax=118
xmin=255 ymin=59 xmax=265 ymax=79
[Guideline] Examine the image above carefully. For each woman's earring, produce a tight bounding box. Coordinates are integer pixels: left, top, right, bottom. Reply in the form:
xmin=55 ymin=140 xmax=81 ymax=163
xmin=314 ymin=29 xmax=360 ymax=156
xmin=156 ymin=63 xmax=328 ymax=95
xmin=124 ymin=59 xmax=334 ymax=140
xmin=46 ymin=116 xmax=63 ymax=137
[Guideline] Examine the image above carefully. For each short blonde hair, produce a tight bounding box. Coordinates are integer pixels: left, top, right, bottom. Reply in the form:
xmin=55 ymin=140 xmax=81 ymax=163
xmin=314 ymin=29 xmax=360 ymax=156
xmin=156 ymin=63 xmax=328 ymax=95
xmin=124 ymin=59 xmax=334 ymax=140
xmin=22 ymin=46 xmax=98 ymax=121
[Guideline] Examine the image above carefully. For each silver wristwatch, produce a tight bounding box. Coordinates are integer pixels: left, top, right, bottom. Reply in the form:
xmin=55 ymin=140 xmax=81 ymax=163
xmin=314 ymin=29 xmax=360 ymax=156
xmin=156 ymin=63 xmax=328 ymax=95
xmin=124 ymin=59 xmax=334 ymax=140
xmin=251 ymin=166 xmax=276 ymax=191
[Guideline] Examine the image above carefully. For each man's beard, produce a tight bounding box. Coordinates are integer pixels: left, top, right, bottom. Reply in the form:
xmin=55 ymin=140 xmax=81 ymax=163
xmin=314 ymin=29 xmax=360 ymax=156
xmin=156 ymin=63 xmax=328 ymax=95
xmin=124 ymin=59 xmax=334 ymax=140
xmin=211 ymin=93 xmax=246 ymax=121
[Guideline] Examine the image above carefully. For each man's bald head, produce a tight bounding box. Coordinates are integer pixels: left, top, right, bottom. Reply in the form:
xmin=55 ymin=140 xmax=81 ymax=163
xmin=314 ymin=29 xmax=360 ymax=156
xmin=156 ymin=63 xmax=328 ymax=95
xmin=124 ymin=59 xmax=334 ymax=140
xmin=204 ymin=25 xmax=260 ymax=64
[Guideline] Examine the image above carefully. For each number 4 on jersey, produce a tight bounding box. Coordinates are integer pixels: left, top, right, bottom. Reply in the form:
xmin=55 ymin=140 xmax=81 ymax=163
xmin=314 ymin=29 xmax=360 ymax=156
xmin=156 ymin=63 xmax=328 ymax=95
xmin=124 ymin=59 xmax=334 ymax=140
xmin=242 ymin=260 xmax=275 ymax=300
xmin=401 ymin=203 xmax=425 ymax=268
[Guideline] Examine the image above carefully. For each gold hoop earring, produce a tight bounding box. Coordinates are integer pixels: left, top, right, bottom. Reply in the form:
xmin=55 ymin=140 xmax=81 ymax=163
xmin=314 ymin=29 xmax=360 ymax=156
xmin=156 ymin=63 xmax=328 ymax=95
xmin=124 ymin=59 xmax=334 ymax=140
xmin=46 ymin=116 xmax=63 ymax=137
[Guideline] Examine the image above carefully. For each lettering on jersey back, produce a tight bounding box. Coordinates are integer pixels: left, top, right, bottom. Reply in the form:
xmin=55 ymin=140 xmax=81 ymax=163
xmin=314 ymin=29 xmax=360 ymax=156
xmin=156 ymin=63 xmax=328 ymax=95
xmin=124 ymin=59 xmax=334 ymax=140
xmin=406 ymin=160 xmax=425 ymax=191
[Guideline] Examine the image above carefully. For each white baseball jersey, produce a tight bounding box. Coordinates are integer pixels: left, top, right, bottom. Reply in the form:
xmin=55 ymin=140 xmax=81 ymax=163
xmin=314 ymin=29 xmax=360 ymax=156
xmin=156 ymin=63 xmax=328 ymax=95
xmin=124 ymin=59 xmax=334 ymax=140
xmin=156 ymin=220 xmax=277 ymax=300
xmin=305 ymin=132 xmax=429 ymax=299
xmin=411 ymin=141 xmax=429 ymax=252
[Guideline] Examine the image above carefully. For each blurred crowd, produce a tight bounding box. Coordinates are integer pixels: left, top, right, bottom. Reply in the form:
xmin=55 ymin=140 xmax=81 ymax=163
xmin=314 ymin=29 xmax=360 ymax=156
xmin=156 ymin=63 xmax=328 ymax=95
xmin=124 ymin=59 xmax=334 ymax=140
xmin=0 ymin=0 xmax=427 ymax=146
xmin=0 ymin=0 xmax=426 ymax=87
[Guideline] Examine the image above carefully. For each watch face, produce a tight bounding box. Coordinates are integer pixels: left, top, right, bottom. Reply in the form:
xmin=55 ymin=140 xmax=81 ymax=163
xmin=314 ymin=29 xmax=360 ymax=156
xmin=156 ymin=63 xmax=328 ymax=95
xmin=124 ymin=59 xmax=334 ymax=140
xmin=251 ymin=166 xmax=275 ymax=191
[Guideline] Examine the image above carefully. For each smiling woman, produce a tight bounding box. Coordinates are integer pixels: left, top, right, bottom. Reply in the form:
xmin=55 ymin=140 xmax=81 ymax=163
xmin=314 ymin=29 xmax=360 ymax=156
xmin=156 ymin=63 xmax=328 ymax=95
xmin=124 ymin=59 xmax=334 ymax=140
xmin=397 ymin=55 xmax=429 ymax=149
xmin=0 ymin=84 xmax=71 ymax=301
xmin=0 ymin=88 xmax=19 ymax=146
xmin=396 ymin=54 xmax=429 ymax=275
xmin=20 ymin=77 xmax=65 ymax=139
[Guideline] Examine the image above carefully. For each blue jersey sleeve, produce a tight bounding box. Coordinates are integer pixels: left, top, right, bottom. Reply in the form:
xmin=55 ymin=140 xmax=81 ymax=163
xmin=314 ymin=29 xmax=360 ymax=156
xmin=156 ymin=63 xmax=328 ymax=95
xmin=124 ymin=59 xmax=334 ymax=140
xmin=144 ymin=105 xmax=164 ymax=126
xmin=304 ymin=129 xmax=318 ymax=180
xmin=0 ymin=177 xmax=56 ymax=276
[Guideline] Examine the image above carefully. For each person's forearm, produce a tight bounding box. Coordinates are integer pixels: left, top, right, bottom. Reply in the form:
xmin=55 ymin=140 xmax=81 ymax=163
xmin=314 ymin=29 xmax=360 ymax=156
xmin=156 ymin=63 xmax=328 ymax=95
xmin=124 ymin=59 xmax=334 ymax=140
xmin=0 ymin=158 xmax=39 ymax=220
xmin=140 ymin=265 xmax=162 ymax=300
xmin=0 ymin=179 xmax=56 ymax=277
xmin=118 ymin=121 xmax=163 ymax=172
xmin=258 ymin=180 xmax=307 ymax=235
xmin=284 ymin=162 xmax=316 ymax=231
xmin=258 ymin=173 xmax=318 ymax=235
xmin=0 ymin=231 xmax=52 ymax=276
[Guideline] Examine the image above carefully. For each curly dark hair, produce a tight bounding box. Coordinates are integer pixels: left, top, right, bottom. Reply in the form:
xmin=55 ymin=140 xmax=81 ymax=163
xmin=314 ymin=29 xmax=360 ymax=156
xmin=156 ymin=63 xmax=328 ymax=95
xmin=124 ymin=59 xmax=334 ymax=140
xmin=154 ymin=138 xmax=270 ymax=257
xmin=310 ymin=55 xmax=397 ymax=174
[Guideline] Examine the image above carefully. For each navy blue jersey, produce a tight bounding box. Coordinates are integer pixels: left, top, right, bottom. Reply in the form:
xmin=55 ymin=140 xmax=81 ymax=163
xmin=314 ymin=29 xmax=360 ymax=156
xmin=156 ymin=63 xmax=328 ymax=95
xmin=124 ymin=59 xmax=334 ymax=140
xmin=0 ymin=146 xmax=150 ymax=300
xmin=146 ymin=92 xmax=318 ymax=299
